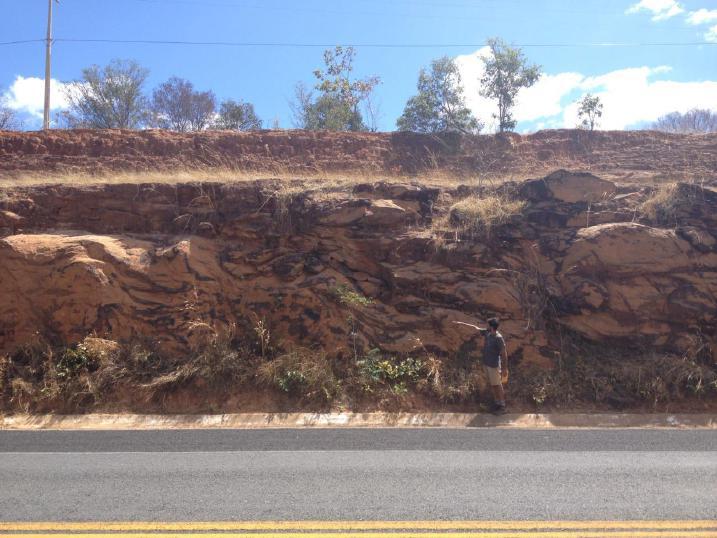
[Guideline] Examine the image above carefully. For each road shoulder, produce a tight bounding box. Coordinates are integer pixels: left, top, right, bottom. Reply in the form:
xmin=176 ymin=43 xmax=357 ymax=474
xmin=1 ymin=412 xmax=715 ymax=430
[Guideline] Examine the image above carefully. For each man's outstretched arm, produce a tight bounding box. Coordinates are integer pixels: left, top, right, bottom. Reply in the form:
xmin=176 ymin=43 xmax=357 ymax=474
xmin=452 ymin=321 xmax=487 ymax=333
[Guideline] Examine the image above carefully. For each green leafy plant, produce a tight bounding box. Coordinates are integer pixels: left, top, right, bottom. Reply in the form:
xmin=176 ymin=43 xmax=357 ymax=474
xmin=257 ymin=348 xmax=339 ymax=402
xmin=277 ymin=370 xmax=308 ymax=394
xmin=332 ymin=284 xmax=373 ymax=307
xmin=56 ymin=344 xmax=95 ymax=379
xmin=357 ymin=349 xmax=425 ymax=393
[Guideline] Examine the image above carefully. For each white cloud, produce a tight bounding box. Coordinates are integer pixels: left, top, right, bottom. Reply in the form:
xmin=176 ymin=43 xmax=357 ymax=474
xmin=686 ymin=8 xmax=717 ymax=24
xmin=626 ymin=0 xmax=684 ymax=20
xmin=2 ymin=76 xmax=70 ymax=119
xmin=454 ymin=49 xmax=717 ymax=131
xmin=706 ymin=24 xmax=717 ymax=41
xmin=562 ymin=66 xmax=717 ymax=130
xmin=455 ymin=47 xmax=584 ymax=131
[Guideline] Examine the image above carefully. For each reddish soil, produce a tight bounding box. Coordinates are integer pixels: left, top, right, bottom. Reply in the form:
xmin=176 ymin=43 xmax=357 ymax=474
xmin=1 ymin=128 xmax=716 ymax=183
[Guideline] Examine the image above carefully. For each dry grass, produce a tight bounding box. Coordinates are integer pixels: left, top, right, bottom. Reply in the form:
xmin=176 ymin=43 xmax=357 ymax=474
xmin=640 ymin=183 xmax=680 ymax=225
xmin=1 ymin=166 xmax=517 ymax=191
xmin=256 ymin=348 xmax=339 ymax=403
xmin=432 ymin=193 xmax=526 ymax=241
xmin=639 ymin=181 xmax=705 ymax=226
xmin=3 ymin=328 xmax=716 ymax=413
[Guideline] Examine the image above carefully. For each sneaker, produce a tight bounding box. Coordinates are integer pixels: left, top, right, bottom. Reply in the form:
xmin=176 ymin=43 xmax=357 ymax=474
xmin=490 ymin=403 xmax=507 ymax=415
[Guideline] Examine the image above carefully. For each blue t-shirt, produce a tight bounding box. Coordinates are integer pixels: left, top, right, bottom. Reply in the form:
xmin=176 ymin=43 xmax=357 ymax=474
xmin=482 ymin=331 xmax=505 ymax=368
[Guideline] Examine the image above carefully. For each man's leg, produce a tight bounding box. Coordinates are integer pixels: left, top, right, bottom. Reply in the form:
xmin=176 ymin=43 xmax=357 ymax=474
xmin=484 ymin=365 xmax=506 ymax=412
xmin=491 ymin=383 xmax=506 ymax=410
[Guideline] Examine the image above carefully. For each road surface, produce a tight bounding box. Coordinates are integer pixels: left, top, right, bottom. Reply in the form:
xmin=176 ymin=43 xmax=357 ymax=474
xmin=0 ymin=428 xmax=715 ymax=536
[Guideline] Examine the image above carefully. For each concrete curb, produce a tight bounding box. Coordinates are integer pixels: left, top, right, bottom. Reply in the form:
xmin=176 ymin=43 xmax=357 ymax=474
xmin=1 ymin=412 xmax=715 ymax=430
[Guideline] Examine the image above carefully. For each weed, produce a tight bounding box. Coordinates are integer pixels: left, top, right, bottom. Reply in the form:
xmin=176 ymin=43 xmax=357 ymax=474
xmin=192 ymin=328 xmax=255 ymax=389
xmin=55 ymin=344 xmax=95 ymax=379
xmin=514 ymin=245 xmax=555 ymax=330
xmin=257 ymin=348 xmax=339 ymax=403
xmin=0 ymin=355 xmax=8 ymax=395
xmin=515 ymin=331 xmax=717 ymax=409
xmin=357 ymin=348 xmax=425 ymax=393
xmin=331 ymin=284 xmax=373 ymax=307
xmin=253 ymin=319 xmax=272 ymax=360
xmin=277 ymin=370 xmax=308 ymax=394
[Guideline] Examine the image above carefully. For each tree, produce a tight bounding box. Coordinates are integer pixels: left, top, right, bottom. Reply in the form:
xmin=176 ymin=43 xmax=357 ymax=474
xmin=289 ymin=82 xmax=316 ymax=129
xmin=651 ymin=108 xmax=717 ymax=133
xmin=364 ymin=94 xmax=382 ymax=132
xmin=0 ymin=96 xmax=19 ymax=130
xmin=187 ymin=90 xmax=216 ymax=132
xmin=215 ymin=99 xmax=262 ymax=130
xmin=150 ymin=77 xmax=216 ymax=132
xmin=291 ymin=46 xmax=380 ymax=131
xmin=577 ymin=93 xmax=603 ymax=131
xmin=397 ymin=56 xmax=481 ymax=134
xmin=61 ymin=59 xmax=149 ymax=129
xmin=290 ymin=83 xmax=364 ymax=131
xmin=480 ymin=38 xmax=541 ymax=132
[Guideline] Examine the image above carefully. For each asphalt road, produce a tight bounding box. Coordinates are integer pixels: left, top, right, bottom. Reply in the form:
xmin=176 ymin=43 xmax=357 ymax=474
xmin=0 ymin=429 xmax=715 ymax=521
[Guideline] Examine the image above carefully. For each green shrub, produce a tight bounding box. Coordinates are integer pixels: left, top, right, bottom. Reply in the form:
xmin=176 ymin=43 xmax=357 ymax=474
xmin=331 ymin=284 xmax=373 ymax=307
xmin=277 ymin=370 xmax=308 ymax=394
xmin=56 ymin=344 xmax=95 ymax=379
xmin=357 ymin=349 xmax=425 ymax=393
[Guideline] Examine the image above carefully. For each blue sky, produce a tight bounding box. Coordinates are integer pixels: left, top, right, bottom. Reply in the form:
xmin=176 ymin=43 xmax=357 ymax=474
xmin=1 ymin=0 xmax=716 ymax=132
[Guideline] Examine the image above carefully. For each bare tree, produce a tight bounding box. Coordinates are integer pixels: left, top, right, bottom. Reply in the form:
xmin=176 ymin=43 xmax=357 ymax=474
xmin=0 ymin=96 xmax=20 ymax=130
xmin=61 ymin=59 xmax=149 ymax=129
xmin=150 ymin=77 xmax=216 ymax=131
xmin=652 ymin=108 xmax=717 ymax=133
xmin=364 ymin=94 xmax=383 ymax=132
xmin=289 ymin=82 xmax=317 ymax=129
xmin=187 ymin=90 xmax=216 ymax=131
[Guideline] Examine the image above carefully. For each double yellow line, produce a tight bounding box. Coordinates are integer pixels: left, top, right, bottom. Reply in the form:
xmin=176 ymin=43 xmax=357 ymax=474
xmin=1 ymin=521 xmax=717 ymax=538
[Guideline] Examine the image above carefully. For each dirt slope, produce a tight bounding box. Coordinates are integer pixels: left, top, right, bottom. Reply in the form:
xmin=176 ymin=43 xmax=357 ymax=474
xmin=2 ymin=128 xmax=717 ymax=183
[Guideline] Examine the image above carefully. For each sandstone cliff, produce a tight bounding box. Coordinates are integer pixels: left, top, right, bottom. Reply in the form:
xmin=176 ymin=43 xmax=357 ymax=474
xmin=0 ymin=130 xmax=715 ymax=412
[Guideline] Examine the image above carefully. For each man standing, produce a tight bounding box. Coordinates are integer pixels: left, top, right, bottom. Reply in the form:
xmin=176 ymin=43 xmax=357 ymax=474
xmin=453 ymin=317 xmax=509 ymax=414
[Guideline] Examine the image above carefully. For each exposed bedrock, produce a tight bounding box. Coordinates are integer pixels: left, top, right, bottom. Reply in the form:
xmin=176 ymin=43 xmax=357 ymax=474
xmin=1 ymin=171 xmax=716 ymax=370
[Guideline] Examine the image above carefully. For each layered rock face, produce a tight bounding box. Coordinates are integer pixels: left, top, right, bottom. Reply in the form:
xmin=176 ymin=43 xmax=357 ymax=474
xmin=1 ymin=171 xmax=716 ymax=372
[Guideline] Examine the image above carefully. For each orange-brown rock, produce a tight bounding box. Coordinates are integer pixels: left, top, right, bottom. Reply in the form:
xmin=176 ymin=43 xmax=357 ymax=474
xmin=1 ymin=173 xmax=716 ymax=375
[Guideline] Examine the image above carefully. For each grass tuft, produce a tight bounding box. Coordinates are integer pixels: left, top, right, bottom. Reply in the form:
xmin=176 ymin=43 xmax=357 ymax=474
xmin=448 ymin=194 xmax=526 ymax=236
xmin=639 ymin=182 xmax=705 ymax=226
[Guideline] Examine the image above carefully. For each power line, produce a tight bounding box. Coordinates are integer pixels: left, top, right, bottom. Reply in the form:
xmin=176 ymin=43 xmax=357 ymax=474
xmin=1 ymin=38 xmax=715 ymax=48
xmin=51 ymin=38 xmax=717 ymax=48
xmin=0 ymin=39 xmax=45 ymax=46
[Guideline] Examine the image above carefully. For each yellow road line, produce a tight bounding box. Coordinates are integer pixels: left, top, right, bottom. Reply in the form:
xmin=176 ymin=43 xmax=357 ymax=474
xmin=2 ymin=521 xmax=717 ymax=531
xmin=0 ymin=530 xmax=717 ymax=538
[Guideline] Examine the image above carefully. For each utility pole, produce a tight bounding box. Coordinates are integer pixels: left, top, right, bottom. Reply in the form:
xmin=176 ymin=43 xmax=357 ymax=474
xmin=43 ymin=0 xmax=54 ymax=130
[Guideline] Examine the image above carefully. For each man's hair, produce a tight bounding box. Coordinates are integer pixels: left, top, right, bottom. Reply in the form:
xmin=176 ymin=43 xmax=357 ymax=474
xmin=487 ymin=317 xmax=500 ymax=330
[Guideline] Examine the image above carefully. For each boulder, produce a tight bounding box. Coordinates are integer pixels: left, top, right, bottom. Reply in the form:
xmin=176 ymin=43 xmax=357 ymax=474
xmin=520 ymin=170 xmax=616 ymax=203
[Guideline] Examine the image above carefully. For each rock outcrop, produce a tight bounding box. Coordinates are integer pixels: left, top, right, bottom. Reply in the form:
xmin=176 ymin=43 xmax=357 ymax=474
xmin=2 ymin=173 xmax=716 ymax=374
